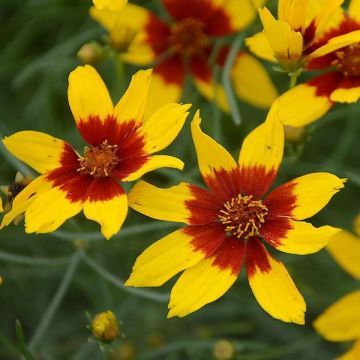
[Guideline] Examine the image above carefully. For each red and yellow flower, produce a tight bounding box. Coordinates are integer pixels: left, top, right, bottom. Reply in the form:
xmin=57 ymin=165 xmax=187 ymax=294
xmin=90 ymin=0 xmax=278 ymax=116
xmin=314 ymin=215 xmax=360 ymax=359
xmin=0 ymin=65 xmax=190 ymax=239
xmin=125 ymin=107 xmax=345 ymax=323
xmin=247 ymin=0 xmax=360 ymax=126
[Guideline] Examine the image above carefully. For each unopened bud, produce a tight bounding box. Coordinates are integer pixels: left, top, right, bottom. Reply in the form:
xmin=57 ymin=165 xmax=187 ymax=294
xmin=92 ymin=310 xmax=120 ymax=342
xmin=213 ymin=339 xmax=235 ymax=360
xmin=77 ymin=42 xmax=103 ymax=64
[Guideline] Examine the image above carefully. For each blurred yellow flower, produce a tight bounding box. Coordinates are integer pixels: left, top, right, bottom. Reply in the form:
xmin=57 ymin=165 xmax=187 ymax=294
xmin=0 ymin=66 xmax=190 ymax=239
xmin=126 ymin=106 xmax=344 ymax=324
xmin=314 ymin=217 xmax=360 ymax=359
xmin=92 ymin=310 xmax=120 ymax=342
xmin=90 ymin=0 xmax=278 ymax=116
xmin=254 ymin=0 xmax=360 ymax=127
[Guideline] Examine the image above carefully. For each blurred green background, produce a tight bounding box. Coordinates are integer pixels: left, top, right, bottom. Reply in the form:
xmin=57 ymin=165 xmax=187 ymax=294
xmin=0 ymin=0 xmax=359 ymax=359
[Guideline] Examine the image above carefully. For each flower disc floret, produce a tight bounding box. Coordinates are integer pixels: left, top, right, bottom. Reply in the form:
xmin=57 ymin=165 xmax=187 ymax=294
xmin=331 ymin=43 xmax=360 ymax=78
xmin=78 ymin=140 xmax=119 ymax=178
xmin=218 ymin=194 xmax=268 ymax=239
xmin=169 ymin=18 xmax=208 ymax=56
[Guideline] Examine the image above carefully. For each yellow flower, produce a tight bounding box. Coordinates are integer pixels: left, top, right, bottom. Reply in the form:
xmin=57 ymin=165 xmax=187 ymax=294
xmin=246 ymin=0 xmax=360 ymax=72
xmin=90 ymin=0 xmax=278 ymax=116
xmin=314 ymin=217 xmax=360 ymax=359
xmin=92 ymin=310 xmax=120 ymax=342
xmin=248 ymin=0 xmax=360 ymax=127
xmin=0 ymin=65 xmax=190 ymax=239
xmin=92 ymin=0 xmax=127 ymax=11
xmin=125 ymin=106 xmax=345 ymax=324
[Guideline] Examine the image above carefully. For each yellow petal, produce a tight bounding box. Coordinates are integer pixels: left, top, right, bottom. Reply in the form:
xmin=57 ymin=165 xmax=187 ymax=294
xmin=68 ymin=65 xmax=113 ymax=125
xmin=144 ymin=70 xmax=183 ymax=119
xmin=313 ymin=0 xmax=345 ymax=37
xmin=245 ymin=32 xmax=277 ymax=63
xmin=263 ymin=219 xmax=340 ymax=255
xmin=272 ymin=172 xmax=345 ymax=220
xmin=219 ymin=0 xmax=266 ymax=32
xmin=90 ymin=5 xmax=155 ymax=65
xmin=331 ymin=86 xmax=360 ymax=103
xmin=193 ymin=77 xmax=230 ymax=113
xmin=24 ymin=188 xmax=83 ymax=234
xmin=278 ymin=0 xmax=308 ymax=30
xmin=314 ymin=290 xmax=360 ymax=341
xmin=349 ymin=0 xmax=360 ymax=21
xmin=191 ymin=110 xmax=237 ymax=180
xmin=258 ymin=7 xmax=303 ymax=67
xmin=121 ymin=155 xmax=184 ymax=182
xmin=231 ymin=52 xmax=278 ymax=109
xmin=275 ymin=84 xmax=333 ymax=127
xmin=337 ymin=340 xmax=360 ymax=360
xmin=327 ymin=230 xmax=360 ymax=280
xmin=168 ymin=257 xmax=238 ymax=318
xmin=93 ymin=0 xmax=127 ymax=11
xmin=309 ymin=30 xmax=360 ymax=58
xmin=3 ymin=131 xmax=69 ymax=174
xmin=83 ymin=181 xmax=127 ymax=240
xmin=238 ymin=105 xmax=284 ymax=196
xmin=246 ymin=240 xmax=306 ymax=324
xmin=125 ymin=229 xmax=207 ymax=287
xmin=114 ymin=69 xmax=152 ymax=124
xmin=142 ymin=103 xmax=191 ymax=154
xmin=0 ymin=175 xmax=51 ymax=229
xmin=128 ymin=181 xmax=192 ymax=224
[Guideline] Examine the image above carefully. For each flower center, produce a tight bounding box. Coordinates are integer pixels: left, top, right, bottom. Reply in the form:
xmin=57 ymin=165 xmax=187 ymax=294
xmin=332 ymin=43 xmax=360 ymax=77
xmin=169 ymin=18 xmax=208 ymax=56
xmin=78 ymin=140 xmax=119 ymax=178
xmin=218 ymin=194 xmax=268 ymax=239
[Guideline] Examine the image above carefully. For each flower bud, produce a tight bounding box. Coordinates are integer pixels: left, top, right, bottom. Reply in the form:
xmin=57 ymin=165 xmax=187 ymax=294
xmin=91 ymin=310 xmax=120 ymax=342
xmin=213 ymin=339 xmax=235 ymax=360
xmin=77 ymin=42 xmax=103 ymax=64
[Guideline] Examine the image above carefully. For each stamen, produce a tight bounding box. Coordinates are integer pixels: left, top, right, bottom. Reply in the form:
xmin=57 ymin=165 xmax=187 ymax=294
xmin=332 ymin=43 xmax=360 ymax=77
xmin=78 ymin=141 xmax=119 ymax=178
xmin=169 ymin=17 xmax=208 ymax=57
xmin=218 ymin=194 xmax=268 ymax=239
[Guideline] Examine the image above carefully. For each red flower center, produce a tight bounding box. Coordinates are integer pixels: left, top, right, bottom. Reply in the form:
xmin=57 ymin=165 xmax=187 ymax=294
xmin=332 ymin=43 xmax=360 ymax=77
xmin=78 ymin=140 xmax=119 ymax=178
xmin=218 ymin=194 xmax=268 ymax=239
xmin=169 ymin=17 xmax=208 ymax=56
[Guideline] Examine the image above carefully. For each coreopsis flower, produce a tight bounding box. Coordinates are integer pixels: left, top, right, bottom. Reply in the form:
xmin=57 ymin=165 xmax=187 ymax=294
xmin=93 ymin=0 xmax=127 ymax=11
xmin=0 ymin=65 xmax=190 ymax=239
xmin=92 ymin=310 xmax=120 ymax=342
xmin=247 ymin=0 xmax=360 ymax=126
xmin=314 ymin=215 xmax=360 ymax=359
xmin=90 ymin=0 xmax=278 ymax=117
xmin=126 ymin=107 xmax=345 ymax=323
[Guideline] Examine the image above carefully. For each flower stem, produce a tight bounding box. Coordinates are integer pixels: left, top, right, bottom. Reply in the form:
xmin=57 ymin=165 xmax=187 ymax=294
xmin=28 ymin=251 xmax=81 ymax=352
xmin=80 ymin=252 xmax=169 ymax=303
xmin=222 ymin=32 xmax=245 ymax=125
xmin=0 ymin=250 xmax=71 ymax=266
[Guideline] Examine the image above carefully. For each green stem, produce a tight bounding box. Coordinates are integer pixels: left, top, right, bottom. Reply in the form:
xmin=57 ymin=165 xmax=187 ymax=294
xmin=53 ymin=221 xmax=176 ymax=242
xmin=28 ymin=251 xmax=81 ymax=352
xmin=0 ymin=250 xmax=71 ymax=266
xmin=289 ymin=71 xmax=299 ymax=89
xmin=222 ymin=33 xmax=245 ymax=126
xmin=80 ymin=252 xmax=168 ymax=303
